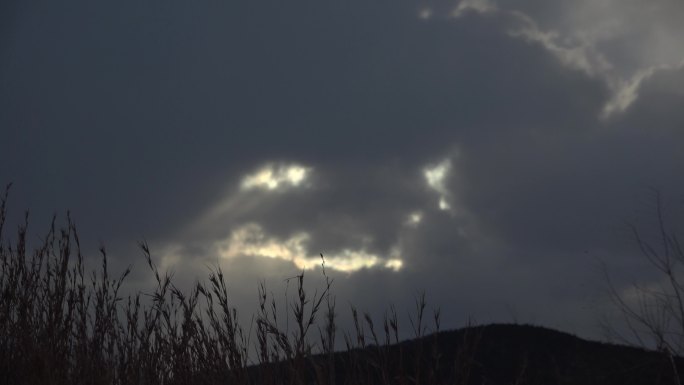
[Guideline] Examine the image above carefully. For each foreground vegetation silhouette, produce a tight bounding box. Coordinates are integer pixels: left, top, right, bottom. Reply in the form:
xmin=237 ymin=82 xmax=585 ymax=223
xmin=1 ymin=187 xmax=682 ymax=385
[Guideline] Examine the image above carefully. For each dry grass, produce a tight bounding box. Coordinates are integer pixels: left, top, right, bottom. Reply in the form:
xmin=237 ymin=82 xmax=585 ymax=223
xmin=5 ymin=185 xmax=679 ymax=384
xmin=0 ymin=186 xmax=473 ymax=385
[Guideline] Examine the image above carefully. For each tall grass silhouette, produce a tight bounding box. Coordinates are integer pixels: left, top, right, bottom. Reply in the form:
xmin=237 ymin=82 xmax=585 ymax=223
xmin=0 ymin=185 xmax=456 ymax=385
xmin=5 ymin=184 xmax=678 ymax=384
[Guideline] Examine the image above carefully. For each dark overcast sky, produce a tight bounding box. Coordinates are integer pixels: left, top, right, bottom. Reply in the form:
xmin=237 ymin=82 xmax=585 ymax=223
xmin=2 ymin=0 xmax=684 ymax=342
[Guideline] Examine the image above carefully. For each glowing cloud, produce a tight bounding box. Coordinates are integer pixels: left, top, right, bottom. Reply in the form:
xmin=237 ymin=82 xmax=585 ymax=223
xmin=218 ymin=223 xmax=308 ymax=262
xmin=438 ymin=197 xmax=450 ymax=211
xmin=424 ymin=159 xmax=452 ymax=211
xmin=217 ymin=224 xmax=403 ymax=273
xmin=406 ymin=211 xmax=423 ymax=226
xmin=241 ymin=163 xmax=310 ymax=191
xmin=384 ymin=259 xmax=404 ymax=272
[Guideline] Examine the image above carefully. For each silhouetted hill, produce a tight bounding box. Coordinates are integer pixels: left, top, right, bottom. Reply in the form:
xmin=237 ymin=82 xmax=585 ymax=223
xmin=253 ymin=323 xmax=683 ymax=385
xmin=422 ymin=323 xmax=682 ymax=385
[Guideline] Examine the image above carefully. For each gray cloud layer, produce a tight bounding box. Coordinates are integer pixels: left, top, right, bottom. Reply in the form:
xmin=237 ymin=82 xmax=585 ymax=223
xmin=1 ymin=0 xmax=683 ymax=341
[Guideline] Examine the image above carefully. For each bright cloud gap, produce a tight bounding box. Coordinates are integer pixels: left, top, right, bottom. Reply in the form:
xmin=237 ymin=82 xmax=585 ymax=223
xmin=424 ymin=159 xmax=452 ymax=211
xmin=241 ymin=163 xmax=311 ymax=191
xmin=217 ymin=224 xmax=403 ymax=273
xmin=406 ymin=211 xmax=423 ymax=226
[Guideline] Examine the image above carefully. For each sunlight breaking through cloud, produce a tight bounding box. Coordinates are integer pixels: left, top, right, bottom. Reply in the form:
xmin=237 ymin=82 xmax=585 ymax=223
xmin=241 ymin=163 xmax=310 ymax=191
xmin=424 ymin=159 xmax=452 ymax=211
xmin=216 ymin=224 xmax=403 ymax=273
xmin=384 ymin=259 xmax=403 ymax=271
xmin=406 ymin=211 xmax=423 ymax=227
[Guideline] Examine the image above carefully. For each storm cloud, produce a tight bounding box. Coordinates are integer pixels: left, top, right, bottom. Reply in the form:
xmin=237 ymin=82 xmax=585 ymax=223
xmin=1 ymin=0 xmax=683 ymax=342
